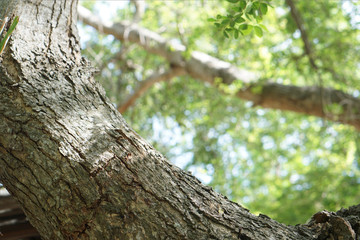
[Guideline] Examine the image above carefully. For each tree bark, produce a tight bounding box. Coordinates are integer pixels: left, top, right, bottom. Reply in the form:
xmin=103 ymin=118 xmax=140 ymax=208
xmin=78 ymin=6 xmax=360 ymax=131
xmin=0 ymin=1 xmax=359 ymax=239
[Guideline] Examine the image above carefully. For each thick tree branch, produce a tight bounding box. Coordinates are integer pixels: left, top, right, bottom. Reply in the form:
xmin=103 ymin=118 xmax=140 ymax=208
xmin=118 ymin=66 xmax=186 ymax=113
xmin=78 ymin=5 xmax=360 ymax=130
xmin=0 ymin=1 xmax=359 ymax=239
xmin=3 ymin=187 xmax=360 ymax=240
xmin=1 ymin=1 xmax=314 ymax=238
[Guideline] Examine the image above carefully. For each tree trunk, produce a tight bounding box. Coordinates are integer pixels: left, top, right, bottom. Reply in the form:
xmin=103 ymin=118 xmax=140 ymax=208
xmin=0 ymin=1 xmax=359 ymax=239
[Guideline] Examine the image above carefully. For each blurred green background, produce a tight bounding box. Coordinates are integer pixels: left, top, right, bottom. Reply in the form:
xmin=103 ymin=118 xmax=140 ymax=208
xmin=78 ymin=0 xmax=360 ymax=225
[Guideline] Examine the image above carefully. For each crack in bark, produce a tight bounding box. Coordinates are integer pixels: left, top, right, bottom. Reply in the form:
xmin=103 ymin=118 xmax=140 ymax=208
xmin=115 ymin=129 xmax=143 ymax=153
xmin=0 ymin=146 xmax=51 ymax=224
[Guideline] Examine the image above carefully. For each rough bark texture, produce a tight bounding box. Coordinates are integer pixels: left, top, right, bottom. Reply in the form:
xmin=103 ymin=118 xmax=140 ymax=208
xmin=78 ymin=6 xmax=360 ymax=131
xmin=1 ymin=1 xmax=360 ymax=240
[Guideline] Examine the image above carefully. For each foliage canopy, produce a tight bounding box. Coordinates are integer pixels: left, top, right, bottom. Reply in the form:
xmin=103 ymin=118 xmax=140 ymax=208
xmin=79 ymin=0 xmax=360 ymax=225
xmin=209 ymin=0 xmax=271 ymax=38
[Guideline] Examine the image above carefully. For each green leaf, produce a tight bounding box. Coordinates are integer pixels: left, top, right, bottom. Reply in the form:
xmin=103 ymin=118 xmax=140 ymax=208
xmin=260 ymin=3 xmax=268 ymax=15
xmin=241 ymin=24 xmax=253 ymax=35
xmin=239 ymin=23 xmax=248 ymax=30
xmin=226 ymin=0 xmax=239 ymax=3
xmin=259 ymin=23 xmax=268 ymax=31
xmin=245 ymin=13 xmax=252 ymax=21
xmin=221 ymin=19 xmax=230 ymax=25
xmin=234 ymin=30 xmax=239 ymax=39
xmin=234 ymin=16 xmax=245 ymax=23
xmin=207 ymin=18 xmax=216 ymax=22
xmin=0 ymin=16 xmax=19 ymax=55
xmin=223 ymin=30 xmax=230 ymax=38
xmin=239 ymin=0 xmax=247 ymax=10
xmin=255 ymin=15 xmax=263 ymax=23
xmin=253 ymin=1 xmax=260 ymax=9
xmin=254 ymin=26 xmax=263 ymax=37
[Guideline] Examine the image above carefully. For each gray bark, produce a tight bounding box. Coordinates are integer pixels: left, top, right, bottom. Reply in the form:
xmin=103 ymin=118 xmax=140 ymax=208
xmin=0 ymin=0 xmax=359 ymax=239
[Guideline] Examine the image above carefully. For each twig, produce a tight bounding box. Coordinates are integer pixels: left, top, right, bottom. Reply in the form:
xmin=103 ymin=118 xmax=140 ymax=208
xmin=285 ymin=0 xmax=317 ymax=70
xmin=118 ymin=66 xmax=186 ymax=113
xmin=286 ymin=0 xmax=327 ymax=125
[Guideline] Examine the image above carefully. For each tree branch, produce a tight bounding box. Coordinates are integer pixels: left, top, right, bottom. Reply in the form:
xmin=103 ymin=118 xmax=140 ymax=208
xmin=78 ymin=6 xmax=360 ymax=130
xmin=118 ymin=66 xmax=186 ymax=113
xmin=1 ymin=1 xmax=359 ymax=238
xmin=285 ymin=0 xmax=344 ymax=126
xmin=130 ymin=0 xmax=145 ymax=24
xmin=285 ymin=0 xmax=317 ymax=70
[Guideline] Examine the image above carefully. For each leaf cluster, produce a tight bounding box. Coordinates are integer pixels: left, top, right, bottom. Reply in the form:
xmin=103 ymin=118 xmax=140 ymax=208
xmin=208 ymin=0 xmax=271 ymax=38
